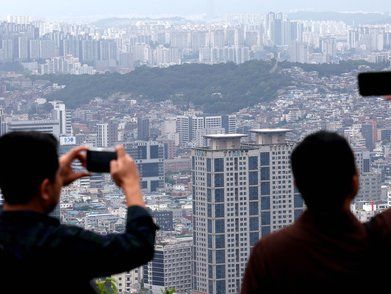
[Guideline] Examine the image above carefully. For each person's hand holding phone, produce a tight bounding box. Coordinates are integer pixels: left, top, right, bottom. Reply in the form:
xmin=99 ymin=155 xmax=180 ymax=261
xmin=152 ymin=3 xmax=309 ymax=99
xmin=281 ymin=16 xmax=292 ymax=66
xmin=59 ymin=146 xmax=90 ymax=187
xmin=110 ymin=145 xmax=145 ymax=208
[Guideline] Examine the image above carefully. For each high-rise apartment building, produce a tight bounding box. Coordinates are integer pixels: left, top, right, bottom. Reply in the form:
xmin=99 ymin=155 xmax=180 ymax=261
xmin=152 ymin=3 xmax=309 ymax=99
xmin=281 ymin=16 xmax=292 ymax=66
xmin=176 ymin=115 xmax=238 ymax=146
xmin=51 ymin=101 xmax=72 ymax=135
xmin=204 ymin=116 xmax=222 ymax=130
xmin=94 ymin=121 xmax=118 ymax=148
xmin=191 ymin=116 xmax=205 ymax=142
xmin=107 ymin=120 xmax=119 ymax=147
xmin=246 ymin=130 xmax=304 ymax=229
xmin=0 ymin=108 xmax=6 ymax=136
xmin=356 ymin=171 xmax=382 ymax=202
xmin=176 ymin=116 xmax=190 ymax=146
xmin=143 ymin=237 xmax=192 ymax=294
xmin=192 ymin=130 xmax=302 ymax=294
xmin=97 ymin=123 xmax=109 ymax=148
xmin=125 ymin=141 xmax=165 ymax=192
xmin=361 ymin=121 xmax=377 ymax=151
xmin=137 ymin=117 xmax=150 ymax=141
xmin=222 ymin=115 xmax=237 ymax=134
xmin=192 ymin=134 xmax=259 ymax=294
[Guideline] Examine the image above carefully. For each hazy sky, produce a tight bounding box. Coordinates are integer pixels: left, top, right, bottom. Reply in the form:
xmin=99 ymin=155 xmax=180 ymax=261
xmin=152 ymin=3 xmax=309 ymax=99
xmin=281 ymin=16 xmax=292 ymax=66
xmin=1 ymin=0 xmax=390 ymax=19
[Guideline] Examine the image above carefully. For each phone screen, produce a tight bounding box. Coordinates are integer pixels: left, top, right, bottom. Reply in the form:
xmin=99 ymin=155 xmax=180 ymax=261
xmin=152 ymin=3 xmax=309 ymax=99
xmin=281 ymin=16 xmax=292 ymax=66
xmin=86 ymin=150 xmax=117 ymax=173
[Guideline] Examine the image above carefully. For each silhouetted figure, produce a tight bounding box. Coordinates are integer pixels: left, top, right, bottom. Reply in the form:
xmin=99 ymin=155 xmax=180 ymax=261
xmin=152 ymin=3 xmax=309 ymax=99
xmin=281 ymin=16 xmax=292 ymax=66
xmin=242 ymin=131 xmax=380 ymax=294
xmin=0 ymin=132 xmax=157 ymax=293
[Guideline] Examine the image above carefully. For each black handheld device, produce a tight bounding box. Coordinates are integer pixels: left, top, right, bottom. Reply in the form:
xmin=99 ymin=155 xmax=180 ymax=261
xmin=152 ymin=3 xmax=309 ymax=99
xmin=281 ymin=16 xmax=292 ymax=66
xmin=358 ymin=71 xmax=391 ymax=96
xmin=86 ymin=149 xmax=117 ymax=173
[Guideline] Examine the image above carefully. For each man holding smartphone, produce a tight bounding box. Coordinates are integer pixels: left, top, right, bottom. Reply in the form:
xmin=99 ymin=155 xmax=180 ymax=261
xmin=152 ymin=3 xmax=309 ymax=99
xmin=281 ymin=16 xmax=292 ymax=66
xmin=0 ymin=132 xmax=158 ymax=293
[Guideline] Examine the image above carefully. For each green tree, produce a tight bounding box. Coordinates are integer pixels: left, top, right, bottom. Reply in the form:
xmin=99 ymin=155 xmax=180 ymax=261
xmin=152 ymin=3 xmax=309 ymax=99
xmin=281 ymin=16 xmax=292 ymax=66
xmin=95 ymin=277 xmax=118 ymax=294
xmin=162 ymin=287 xmax=176 ymax=294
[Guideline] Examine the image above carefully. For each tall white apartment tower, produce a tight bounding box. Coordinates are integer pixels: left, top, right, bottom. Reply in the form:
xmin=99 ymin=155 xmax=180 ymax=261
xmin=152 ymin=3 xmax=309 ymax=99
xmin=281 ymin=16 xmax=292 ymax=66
xmin=97 ymin=123 xmax=109 ymax=148
xmin=176 ymin=116 xmax=190 ymax=146
xmin=51 ymin=101 xmax=72 ymax=135
xmin=0 ymin=108 xmax=6 ymax=136
xmin=192 ymin=130 xmax=303 ymax=294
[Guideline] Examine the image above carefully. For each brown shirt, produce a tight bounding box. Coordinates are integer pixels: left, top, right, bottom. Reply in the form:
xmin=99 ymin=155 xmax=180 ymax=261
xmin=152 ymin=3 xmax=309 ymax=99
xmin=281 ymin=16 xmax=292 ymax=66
xmin=241 ymin=209 xmax=382 ymax=294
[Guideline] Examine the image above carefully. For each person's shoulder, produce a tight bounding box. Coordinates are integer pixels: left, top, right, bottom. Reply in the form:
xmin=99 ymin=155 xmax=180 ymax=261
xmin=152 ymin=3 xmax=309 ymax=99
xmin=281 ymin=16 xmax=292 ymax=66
xmin=366 ymin=208 xmax=391 ymax=237
xmin=253 ymin=224 xmax=297 ymax=255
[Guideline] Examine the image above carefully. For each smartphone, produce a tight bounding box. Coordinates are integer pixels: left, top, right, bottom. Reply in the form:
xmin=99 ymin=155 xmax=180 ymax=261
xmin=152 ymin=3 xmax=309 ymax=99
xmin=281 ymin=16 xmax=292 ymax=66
xmin=86 ymin=149 xmax=117 ymax=173
xmin=358 ymin=71 xmax=391 ymax=96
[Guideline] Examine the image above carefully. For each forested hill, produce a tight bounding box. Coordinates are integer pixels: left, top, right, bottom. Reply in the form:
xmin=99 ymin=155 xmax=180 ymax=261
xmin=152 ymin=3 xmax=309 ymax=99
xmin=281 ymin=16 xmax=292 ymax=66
xmin=39 ymin=60 xmax=387 ymax=114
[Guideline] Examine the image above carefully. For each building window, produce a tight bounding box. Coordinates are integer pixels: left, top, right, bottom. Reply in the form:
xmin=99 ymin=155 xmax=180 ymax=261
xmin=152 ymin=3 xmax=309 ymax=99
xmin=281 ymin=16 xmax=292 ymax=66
xmin=208 ymin=219 xmax=213 ymax=233
xmin=250 ymin=232 xmax=259 ymax=246
xmin=207 ymin=189 xmax=212 ymax=202
xmin=216 ymin=265 xmax=225 ymax=279
xmin=216 ymin=235 xmax=225 ymax=248
xmin=260 ymin=152 xmax=270 ymax=166
xmin=295 ymin=209 xmax=304 ymax=220
xmin=261 ymin=182 xmax=270 ymax=195
xmin=216 ymin=280 xmax=226 ymax=294
xmin=261 ymin=197 xmax=270 ymax=210
xmin=150 ymin=145 xmax=159 ymax=159
xmin=250 ymin=202 xmax=259 ymax=216
xmin=261 ymin=167 xmax=270 ymax=181
xmin=137 ymin=146 xmax=147 ymax=159
xmin=249 ymin=156 xmax=258 ymax=170
xmin=209 ymin=281 xmax=214 ymax=294
xmin=215 ymin=189 xmax=224 ymax=203
xmin=215 ymin=174 xmax=224 ymax=187
xmin=215 ymin=158 xmax=224 ymax=172
xmin=249 ymin=186 xmax=258 ymax=201
xmin=216 ymin=250 xmax=225 ymax=263
xmin=249 ymin=171 xmax=258 ymax=185
xmin=208 ymin=235 xmax=213 ymax=249
xmin=141 ymin=162 xmax=160 ymax=177
xmin=151 ymin=180 xmax=159 ymax=192
xmin=215 ymin=204 xmax=225 ymax=218
xmin=250 ymin=217 xmax=259 ymax=231
xmin=261 ymin=211 xmax=271 ymax=225
xmin=294 ymin=194 xmax=304 ymax=208
xmin=208 ymin=204 xmax=212 ymax=218
xmin=216 ymin=219 xmax=225 ymax=233
xmin=261 ymin=226 xmax=271 ymax=236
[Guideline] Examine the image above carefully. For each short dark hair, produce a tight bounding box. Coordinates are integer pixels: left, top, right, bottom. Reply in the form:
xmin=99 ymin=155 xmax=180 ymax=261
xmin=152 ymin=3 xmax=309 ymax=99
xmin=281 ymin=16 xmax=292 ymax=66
xmin=291 ymin=131 xmax=357 ymax=210
xmin=0 ymin=132 xmax=59 ymax=204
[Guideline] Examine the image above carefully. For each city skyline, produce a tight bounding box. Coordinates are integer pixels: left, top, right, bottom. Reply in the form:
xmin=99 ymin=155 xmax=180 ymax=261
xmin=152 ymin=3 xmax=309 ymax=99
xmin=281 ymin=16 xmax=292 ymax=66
xmin=1 ymin=0 xmax=391 ymax=20
xmin=1 ymin=4 xmax=391 ymax=293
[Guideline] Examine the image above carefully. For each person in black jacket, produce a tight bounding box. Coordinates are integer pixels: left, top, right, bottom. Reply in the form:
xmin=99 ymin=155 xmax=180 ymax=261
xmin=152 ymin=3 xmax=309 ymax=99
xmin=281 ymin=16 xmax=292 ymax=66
xmin=241 ymin=131 xmax=378 ymax=294
xmin=0 ymin=131 xmax=158 ymax=293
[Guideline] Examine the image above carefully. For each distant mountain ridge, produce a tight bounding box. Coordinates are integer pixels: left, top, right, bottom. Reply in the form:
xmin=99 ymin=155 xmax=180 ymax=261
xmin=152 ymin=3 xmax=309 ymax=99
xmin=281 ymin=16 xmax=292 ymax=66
xmin=92 ymin=17 xmax=191 ymax=28
xmin=38 ymin=60 xmax=388 ymax=114
xmin=288 ymin=11 xmax=391 ymax=25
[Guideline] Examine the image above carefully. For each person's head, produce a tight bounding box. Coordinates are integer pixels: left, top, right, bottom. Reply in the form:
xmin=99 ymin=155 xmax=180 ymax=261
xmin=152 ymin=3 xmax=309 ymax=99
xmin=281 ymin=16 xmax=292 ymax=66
xmin=291 ymin=131 xmax=359 ymax=212
xmin=0 ymin=132 xmax=61 ymax=213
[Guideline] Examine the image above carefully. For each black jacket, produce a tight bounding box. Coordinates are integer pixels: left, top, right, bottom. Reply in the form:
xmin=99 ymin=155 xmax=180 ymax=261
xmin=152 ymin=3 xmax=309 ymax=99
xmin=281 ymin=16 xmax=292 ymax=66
xmin=0 ymin=206 xmax=158 ymax=293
